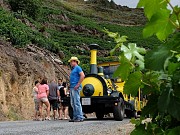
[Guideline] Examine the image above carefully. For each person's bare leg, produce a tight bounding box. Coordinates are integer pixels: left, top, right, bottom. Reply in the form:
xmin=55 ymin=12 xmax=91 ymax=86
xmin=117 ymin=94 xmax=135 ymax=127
xmin=34 ymin=109 xmax=37 ymax=119
xmin=58 ymin=108 xmax=61 ymax=118
xmin=53 ymin=110 xmax=57 ymax=119
xmin=35 ymin=111 xmax=38 ymax=119
xmin=44 ymin=101 xmax=50 ymax=118
xmin=64 ymin=107 xmax=68 ymax=119
xmin=59 ymin=107 xmax=63 ymax=119
xmin=39 ymin=101 xmax=43 ymax=120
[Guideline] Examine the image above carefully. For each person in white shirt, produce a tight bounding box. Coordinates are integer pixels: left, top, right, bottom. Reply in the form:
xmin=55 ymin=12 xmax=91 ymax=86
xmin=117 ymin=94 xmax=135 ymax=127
xmin=32 ymin=80 xmax=40 ymax=120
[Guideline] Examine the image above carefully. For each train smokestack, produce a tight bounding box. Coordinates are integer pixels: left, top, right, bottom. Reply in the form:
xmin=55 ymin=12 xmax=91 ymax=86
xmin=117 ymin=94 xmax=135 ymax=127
xmin=89 ymin=44 xmax=99 ymax=74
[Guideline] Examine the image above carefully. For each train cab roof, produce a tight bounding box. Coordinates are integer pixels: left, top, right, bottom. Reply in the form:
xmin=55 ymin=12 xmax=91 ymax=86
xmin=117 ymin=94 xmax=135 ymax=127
xmin=98 ymin=61 xmax=120 ymax=67
xmin=97 ymin=61 xmax=120 ymax=79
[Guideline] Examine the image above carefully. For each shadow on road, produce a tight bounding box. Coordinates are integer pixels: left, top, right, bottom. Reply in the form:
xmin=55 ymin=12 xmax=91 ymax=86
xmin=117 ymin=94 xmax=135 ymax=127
xmin=84 ymin=117 xmax=130 ymax=121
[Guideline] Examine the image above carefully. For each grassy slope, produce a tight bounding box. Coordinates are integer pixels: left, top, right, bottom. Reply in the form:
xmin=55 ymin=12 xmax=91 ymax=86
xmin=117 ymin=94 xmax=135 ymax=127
xmin=0 ymin=0 xmax=161 ymax=72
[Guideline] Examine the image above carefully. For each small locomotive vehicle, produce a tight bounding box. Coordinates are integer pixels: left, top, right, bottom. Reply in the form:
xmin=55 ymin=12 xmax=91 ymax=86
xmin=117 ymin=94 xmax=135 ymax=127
xmin=68 ymin=44 xmax=147 ymax=121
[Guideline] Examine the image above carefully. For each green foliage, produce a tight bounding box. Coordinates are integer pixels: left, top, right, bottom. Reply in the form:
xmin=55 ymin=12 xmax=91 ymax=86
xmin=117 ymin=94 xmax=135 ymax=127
xmin=8 ymin=0 xmax=42 ymax=19
xmin=137 ymin=0 xmax=167 ymax=20
xmin=113 ymin=55 xmax=132 ymax=80
xmin=124 ymin=71 xmax=142 ymax=96
xmin=143 ymin=9 xmax=176 ymax=41
xmin=107 ymin=0 xmax=180 ymax=134
xmin=0 ymin=8 xmax=62 ymax=52
xmin=121 ymin=43 xmax=146 ymax=70
xmin=137 ymin=0 xmax=179 ymax=40
xmin=0 ymin=8 xmax=31 ymax=46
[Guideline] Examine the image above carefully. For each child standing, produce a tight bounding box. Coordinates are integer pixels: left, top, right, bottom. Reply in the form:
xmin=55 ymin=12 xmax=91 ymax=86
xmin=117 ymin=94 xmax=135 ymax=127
xmin=59 ymin=82 xmax=69 ymax=120
xmin=32 ymin=80 xmax=40 ymax=120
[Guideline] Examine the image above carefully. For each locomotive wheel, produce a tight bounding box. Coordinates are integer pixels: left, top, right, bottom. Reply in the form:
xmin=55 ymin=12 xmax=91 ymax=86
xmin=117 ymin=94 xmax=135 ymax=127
xmin=68 ymin=105 xmax=73 ymax=120
xmin=113 ymin=98 xmax=125 ymax=121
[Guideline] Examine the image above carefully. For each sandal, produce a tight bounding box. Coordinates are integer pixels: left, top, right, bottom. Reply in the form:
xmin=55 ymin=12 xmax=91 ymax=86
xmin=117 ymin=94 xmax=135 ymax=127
xmin=54 ymin=117 xmax=58 ymax=120
xmin=45 ymin=117 xmax=51 ymax=120
xmin=37 ymin=118 xmax=43 ymax=121
xmin=58 ymin=118 xmax=63 ymax=120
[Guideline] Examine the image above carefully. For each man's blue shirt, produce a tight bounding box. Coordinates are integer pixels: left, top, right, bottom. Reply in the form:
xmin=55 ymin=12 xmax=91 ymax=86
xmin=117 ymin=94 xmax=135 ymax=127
xmin=70 ymin=65 xmax=83 ymax=88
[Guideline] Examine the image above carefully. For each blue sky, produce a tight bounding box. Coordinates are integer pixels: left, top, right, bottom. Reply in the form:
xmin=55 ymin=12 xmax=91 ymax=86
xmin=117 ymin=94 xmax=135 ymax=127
xmin=113 ymin=0 xmax=180 ymax=8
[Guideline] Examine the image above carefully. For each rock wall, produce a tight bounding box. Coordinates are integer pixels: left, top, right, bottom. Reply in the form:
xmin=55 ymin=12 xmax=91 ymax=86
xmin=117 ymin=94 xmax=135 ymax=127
xmin=0 ymin=39 xmax=70 ymax=121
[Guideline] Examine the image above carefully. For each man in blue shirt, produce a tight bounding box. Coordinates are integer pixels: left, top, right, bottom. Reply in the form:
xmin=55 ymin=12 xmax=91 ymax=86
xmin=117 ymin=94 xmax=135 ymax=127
xmin=68 ymin=57 xmax=85 ymax=122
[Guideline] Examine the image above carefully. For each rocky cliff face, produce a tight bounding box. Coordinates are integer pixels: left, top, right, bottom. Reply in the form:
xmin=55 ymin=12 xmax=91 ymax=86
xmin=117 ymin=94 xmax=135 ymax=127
xmin=0 ymin=39 xmax=70 ymax=121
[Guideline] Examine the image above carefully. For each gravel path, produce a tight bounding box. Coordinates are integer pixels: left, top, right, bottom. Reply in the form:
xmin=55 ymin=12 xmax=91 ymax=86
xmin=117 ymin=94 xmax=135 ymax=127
xmin=0 ymin=118 xmax=133 ymax=135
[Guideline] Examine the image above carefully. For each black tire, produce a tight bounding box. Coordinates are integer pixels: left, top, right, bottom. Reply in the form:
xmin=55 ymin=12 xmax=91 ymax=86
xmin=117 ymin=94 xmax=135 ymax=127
xmin=68 ymin=105 xmax=73 ymax=119
xmin=126 ymin=111 xmax=131 ymax=118
xmin=126 ymin=110 xmax=137 ymax=119
xmin=132 ymin=111 xmax=137 ymax=119
xmin=95 ymin=111 xmax=104 ymax=120
xmin=113 ymin=98 xmax=125 ymax=121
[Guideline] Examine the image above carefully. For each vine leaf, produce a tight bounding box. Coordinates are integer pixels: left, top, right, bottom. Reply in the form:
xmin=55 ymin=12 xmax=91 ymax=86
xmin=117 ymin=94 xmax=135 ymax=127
xmin=167 ymin=126 xmax=180 ymax=135
xmin=113 ymin=55 xmax=132 ymax=81
xmin=142 ymin=72 xmax=160 ymax=95
xmin=124 ymin=71 xmax=142 ymax=96
xmin=103 ymin=28 xmax=128 ymax=44
xmin=121 ymin=43 xmax=146 ymax=61
xmin=115 ymin=35 xmax=128 ymax=43
xmin=168 ymin=95 xmax=180 ymax=121
xmin=145 ymin=32 xmax=180 ymax=71
xmin=110 ymin=43 xmax=121 ymax=55
xmin=158 ymin=88 xmax=180 ymax=121
xmin=137 ymin=0 xmax=167 ymax=20
xmin=168 ymin=62 xmax=180 ymax=74
xmin=121 ymin=43 xmax=146 ymax=70
xmin=157 ymin=88 xmax=171 ymax=113
xmin=141 ymin=94 xmax=159 ymax=117
xmin=145 ymin=44 xmax=171 ymax=70
xmin=131 ymin=124 xmax=150 ymax=135
xmin=104 ymin=30 xmax=118 ymax=38
xmin=143 ymin=9 xmax=176 ymax=41
xmin=135 ymin=60 xmax=144 ymax=70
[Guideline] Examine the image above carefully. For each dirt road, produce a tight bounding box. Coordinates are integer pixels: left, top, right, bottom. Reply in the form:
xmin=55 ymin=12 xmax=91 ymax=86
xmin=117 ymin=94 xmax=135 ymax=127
xmin=0 ymin=118 xmax=134 ymax=135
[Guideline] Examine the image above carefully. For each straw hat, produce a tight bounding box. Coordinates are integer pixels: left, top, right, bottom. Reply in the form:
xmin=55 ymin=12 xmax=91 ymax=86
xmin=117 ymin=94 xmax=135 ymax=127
xmin=68 ymin=57 xmax=80 ymax=64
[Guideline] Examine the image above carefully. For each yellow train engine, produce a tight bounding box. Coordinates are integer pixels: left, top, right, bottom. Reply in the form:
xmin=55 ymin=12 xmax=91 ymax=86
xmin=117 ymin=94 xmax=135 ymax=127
xmin=68 ymin=44 xmax=146 ymax=121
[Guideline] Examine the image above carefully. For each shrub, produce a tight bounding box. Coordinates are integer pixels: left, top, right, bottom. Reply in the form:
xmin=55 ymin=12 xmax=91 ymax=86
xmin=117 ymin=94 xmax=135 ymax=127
xmin=0 ymin=8 xmax=32 ymax=46
xmin=8 ymin=0 xmax=42 ymax=19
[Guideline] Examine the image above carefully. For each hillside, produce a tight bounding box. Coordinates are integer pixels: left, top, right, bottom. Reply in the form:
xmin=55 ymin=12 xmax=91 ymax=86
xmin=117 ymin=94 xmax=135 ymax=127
xmin=0 ymin=0 xmax=161 ymax=70
xmin=0 ymin=0 xmax=162 ymax=120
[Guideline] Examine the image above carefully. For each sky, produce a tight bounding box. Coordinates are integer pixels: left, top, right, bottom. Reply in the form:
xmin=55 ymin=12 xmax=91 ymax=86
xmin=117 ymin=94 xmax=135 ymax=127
xmin=113 ymin=0 xmax=180 ymax=8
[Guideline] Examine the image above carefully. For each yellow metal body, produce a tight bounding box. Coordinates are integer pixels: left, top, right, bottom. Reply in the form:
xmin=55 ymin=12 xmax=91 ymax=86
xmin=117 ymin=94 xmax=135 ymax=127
xmin=98 ymin=61 xmax=147 ymax=112
xmin=105 ymin=78 xmax=115 ymax=90
xmin=81 ymin=45 xmax=147 ymax=113
xmin=80 ymin=76 xmax=105 ymax=97
xmin=98 ymin=73 xmax=104 ymax=76
xmin=115 ymin=82 xmax=125 ymax=93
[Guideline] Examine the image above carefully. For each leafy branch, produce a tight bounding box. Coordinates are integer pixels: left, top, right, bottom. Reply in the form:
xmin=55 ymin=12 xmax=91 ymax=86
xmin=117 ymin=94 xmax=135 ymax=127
xmin=105 ymin=0 xmax=180 ymax=134
xmin=165 ymin=0 xmax=180 ymax=29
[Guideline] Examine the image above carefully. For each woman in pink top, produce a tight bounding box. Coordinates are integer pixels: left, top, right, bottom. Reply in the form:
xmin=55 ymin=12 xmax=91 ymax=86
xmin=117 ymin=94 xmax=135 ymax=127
xmin=38 ymin=78 xmax=51 ymax=120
